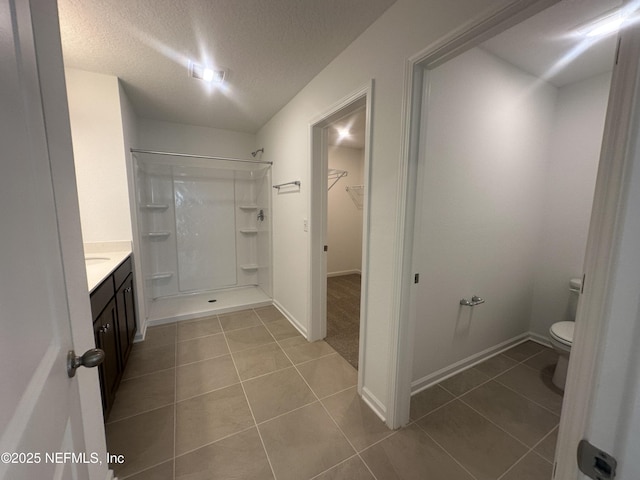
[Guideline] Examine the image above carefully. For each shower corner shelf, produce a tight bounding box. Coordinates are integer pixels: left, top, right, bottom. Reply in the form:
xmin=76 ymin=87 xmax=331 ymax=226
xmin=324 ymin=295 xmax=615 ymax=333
xmin=142 ymin=203 xmax=169 ymax=210
xmin=239 ymin=205 xmax=258 ymax=210
xmin=147 ymin=272 xmax=173 ymax=280
xmin=241 ymin=265 xmax=259 ymax=271
xmin=239 ymin=229 xmax=258 ymax=234
xmin=145 ymin=231 xmax=171 ymax=239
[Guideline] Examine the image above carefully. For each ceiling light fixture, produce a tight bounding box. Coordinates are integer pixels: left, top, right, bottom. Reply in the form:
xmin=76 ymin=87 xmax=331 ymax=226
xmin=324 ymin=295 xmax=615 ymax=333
xmin=337 ymin=127 xmax=351 ymax=139
xmin=189 ymin=61 xmax=226 ymax=83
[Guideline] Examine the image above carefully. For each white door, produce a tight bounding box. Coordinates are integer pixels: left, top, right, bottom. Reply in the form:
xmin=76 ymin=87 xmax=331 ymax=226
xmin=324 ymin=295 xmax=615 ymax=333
xmin=0 ymin=0 xmax=107 ymax=479
xmin=555 ymin=16 xmax=640 ymax=479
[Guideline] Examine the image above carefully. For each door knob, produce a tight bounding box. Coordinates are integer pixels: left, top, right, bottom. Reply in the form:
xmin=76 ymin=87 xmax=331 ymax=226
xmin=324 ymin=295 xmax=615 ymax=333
xmin=67 ymin=348 xmax=105 ymax=378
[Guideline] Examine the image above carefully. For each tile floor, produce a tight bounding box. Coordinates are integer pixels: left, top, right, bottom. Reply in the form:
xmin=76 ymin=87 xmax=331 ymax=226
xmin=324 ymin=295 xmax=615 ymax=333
xmin=106 ymin=307 xmax=562 ymax=480
xmin=326 ymin=274 xmax=361 ymax=370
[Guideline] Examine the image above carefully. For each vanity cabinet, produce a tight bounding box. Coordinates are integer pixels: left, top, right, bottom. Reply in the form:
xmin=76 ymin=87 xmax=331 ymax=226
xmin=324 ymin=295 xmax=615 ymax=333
xmin=90 ymin=255 xmax=137 ymax=420
xmin=93 ymin=297 xmax=118 ymax=416
xmin=114 ymin=257 xmax=136 ymax=367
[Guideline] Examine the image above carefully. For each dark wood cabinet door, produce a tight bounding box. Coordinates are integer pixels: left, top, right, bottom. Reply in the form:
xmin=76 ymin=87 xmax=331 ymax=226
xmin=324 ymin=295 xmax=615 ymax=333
xmin=116 ymin=273 xmax=136 ymax=367
xmin=94 ymin=298 xmax=119 ymax=420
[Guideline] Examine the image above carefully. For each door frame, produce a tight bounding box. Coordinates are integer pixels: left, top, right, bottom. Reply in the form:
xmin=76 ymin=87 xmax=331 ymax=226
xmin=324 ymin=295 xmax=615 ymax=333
xmin=309 ymin=82 xmax=373 ymax=391
xmin=389 ymin=0 xmax=562 ymax=428
xmin=391 ymin=2 xmax=640 ymax=477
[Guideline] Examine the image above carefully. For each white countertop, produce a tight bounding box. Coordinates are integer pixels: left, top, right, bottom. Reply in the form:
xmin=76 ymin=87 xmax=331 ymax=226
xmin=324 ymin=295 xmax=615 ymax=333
xmin=85 ymin=250 xmax=132 ymax=293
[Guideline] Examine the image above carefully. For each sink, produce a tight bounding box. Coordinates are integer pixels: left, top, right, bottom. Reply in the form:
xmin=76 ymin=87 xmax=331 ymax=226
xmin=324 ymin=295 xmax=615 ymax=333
xmin=85 ymin=256 xmax=110 ymax=266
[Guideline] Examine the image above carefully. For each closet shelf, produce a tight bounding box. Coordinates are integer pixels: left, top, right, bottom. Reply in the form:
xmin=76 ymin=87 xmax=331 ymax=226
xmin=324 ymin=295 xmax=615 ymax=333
xmin=239 ymin=229 xmax=258 ymax=234
xmin=142 ymin=203 xmax=169 ymax=210
xmin=240 ymin=265 xmax=259 ymax=271
xmin=328 ymin=168 xmax=348 ymax=191
xmin=239 ymin=205 xmax=258 ymax=210
xmin=147 ymin=272 xmax=173 ymax=280
xmin=145 ymin=231 xmax=171 ymax=239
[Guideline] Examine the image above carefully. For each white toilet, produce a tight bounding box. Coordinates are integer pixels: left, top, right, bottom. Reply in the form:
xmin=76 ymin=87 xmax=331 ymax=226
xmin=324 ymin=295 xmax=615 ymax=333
xmin=548 ymin=278 xmax=581 ymax=390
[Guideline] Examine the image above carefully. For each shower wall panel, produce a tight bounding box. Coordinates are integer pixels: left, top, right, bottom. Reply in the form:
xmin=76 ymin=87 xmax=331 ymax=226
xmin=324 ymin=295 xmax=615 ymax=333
xmin=133 ymin=153 xmax=272 ymax=305
xmin=174 ymin=176 xmax=237 ymax=292
xmin=256 ymin=171 xmax=272 ymax=297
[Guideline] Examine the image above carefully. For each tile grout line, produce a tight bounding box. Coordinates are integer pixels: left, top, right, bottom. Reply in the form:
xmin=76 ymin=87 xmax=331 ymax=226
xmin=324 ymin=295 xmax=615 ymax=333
xmin=450 ymin=372 xmax=561 ymax=459
xmin=175 ymin=351 xmax=230 ymax=368
xmin=308 ymin=453 xmax=362 ymax=479
xmin=495 ymin=428 xmax=555 ymax=480
xmin=173 ymin=314 xmax=220 ymax=477
xmin=271 ymin=324 xmax=380 ymax=480
xmin=412 ymin=421 xmax=480 ymax=480
xmin=408 ymin=351 xmax=560 ymax=478
xmin=456 ymin=393 xmax=545 ymax=452
xmin=175 ymin=330 xmax=225 ymax=344
xmin=220 ymin=315 xmax=279 ymax=480
xmin=105 ymin=400 xmax=176 ymax=426
xmin=491 ymin=377 xmax=563 ymax=417
xmin=173 ymin=322 xmax=179 ymax=480
xmin=120 ymin=459 xmax=171 ymax=479
xmin=120 ymin=366 xmax=175 ymax=383
xmin=408 ymin=394 xmax=459 ymax=423
xmin=156 ymin=309 xmax=375 ymax=478
xmin=172 ymin=424 xmax=256 ymax=459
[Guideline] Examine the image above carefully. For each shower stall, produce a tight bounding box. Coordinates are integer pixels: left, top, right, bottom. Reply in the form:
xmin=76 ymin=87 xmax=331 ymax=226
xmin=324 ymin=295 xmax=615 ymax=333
xmin=131 ymin=150 xmax=272 ymax=325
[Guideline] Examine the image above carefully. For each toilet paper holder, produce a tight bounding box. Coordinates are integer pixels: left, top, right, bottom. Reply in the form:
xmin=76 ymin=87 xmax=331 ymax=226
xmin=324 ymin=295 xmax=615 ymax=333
xmin=460 ymin=295 xmax=485 ymax=307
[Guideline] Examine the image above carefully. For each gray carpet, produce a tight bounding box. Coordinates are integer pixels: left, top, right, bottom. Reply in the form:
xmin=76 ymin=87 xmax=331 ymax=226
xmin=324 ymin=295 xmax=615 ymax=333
xmin=325 ymin=274 xmax=361 ymax=370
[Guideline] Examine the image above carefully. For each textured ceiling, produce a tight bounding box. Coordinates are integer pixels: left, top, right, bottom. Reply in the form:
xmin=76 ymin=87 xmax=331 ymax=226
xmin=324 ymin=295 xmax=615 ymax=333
xmin=481 ymin=0 xmax=621 ymax=87
xmin=58 ymin=0 xmax=396 ymax=133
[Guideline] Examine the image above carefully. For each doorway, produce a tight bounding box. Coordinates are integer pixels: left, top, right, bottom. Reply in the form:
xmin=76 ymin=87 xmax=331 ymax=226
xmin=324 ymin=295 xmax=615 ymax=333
xmin=324 ymin=107 xmax=366 ymax=369
xmin=394 ymin=0 xmax=625 ymax=472
xmin=309 ymin=86 xmax=371 ymax=381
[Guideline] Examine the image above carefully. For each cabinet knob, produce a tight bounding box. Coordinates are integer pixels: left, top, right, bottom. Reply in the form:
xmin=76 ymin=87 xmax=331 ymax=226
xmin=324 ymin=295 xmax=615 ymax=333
xmin=67 ymin=348 xmax=105 ymax=377
xmin=124 ymin=287 xmax=132 ymax=293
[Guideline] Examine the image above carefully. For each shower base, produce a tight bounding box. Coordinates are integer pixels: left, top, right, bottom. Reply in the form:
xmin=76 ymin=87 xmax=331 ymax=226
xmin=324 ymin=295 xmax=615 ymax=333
xmin=146 ymin=285 xmax=272 ymax=326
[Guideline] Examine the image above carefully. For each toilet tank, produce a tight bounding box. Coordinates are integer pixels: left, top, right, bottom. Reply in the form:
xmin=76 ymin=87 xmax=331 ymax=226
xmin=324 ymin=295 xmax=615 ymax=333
xmin=568 ymin=277 xmax=582 ymax=321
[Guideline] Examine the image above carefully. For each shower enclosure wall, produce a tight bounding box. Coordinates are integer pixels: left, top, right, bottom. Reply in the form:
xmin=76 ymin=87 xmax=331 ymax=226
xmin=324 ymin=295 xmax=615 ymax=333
xmin=132 ymin=151 xmax=272 ymax=324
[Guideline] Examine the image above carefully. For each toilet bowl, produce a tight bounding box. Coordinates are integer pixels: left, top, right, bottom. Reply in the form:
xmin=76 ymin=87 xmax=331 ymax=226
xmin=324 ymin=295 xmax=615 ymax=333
xmin=548 ymin=278 xmax=581 ymax=390
xmin=549 ymin=321 xmax=574 ymax=390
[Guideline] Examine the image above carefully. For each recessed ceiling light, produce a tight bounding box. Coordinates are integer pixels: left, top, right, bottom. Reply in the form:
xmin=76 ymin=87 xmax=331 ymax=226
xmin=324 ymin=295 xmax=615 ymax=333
xmin=189 ymin=61 xmax=226 ymax=83
xmin=337 ymin=127 xmax=351 ymax=139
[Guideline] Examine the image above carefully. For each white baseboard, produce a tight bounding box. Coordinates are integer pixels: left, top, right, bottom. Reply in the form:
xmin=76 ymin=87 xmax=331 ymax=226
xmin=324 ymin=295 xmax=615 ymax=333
xmin=361 ymin=386 xmax=387 ymax=423
xmin=410 ymin=333 xmax=531 ymax=395
xmin=327 ymin=269 xmax=361 ymax=278
xmin=105 ymin=469 xmax=116 ymax=480
xmin=272 ymin=300 xmax=308 ymax=337
xmin=529 ymin=331 xmax=552 ymax=348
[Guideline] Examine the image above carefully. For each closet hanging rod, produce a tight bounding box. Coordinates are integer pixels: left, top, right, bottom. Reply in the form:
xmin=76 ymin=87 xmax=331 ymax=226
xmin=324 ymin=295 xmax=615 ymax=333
xmin=273 ymin=180 xmax=301 ymax=190
xmin=130 ymin=149 xmax=273 ymax=165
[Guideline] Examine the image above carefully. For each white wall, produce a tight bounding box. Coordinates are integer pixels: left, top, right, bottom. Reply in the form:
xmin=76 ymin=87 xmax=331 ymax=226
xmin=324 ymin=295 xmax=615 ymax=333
xmin=137 ymin=119 xmax=256 ymax=158
xmin=411 ymin=47 xmax=557 ymax=385
xmin=257 ymin=0 xmax=512 ymax=415
xmin=118 ymin=79 xmax=147 ymax=329
xmin=530 ymin=72 xmax=611 ymax=337
xmin=66 ymin=68 xmax=133 ymax=242
xmin=328 ymin=146 xmax=364 ymax=275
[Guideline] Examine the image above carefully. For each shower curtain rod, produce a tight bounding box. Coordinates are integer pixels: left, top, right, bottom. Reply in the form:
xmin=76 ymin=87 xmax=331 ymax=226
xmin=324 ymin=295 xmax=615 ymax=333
xmin=130 ymin=148 xmax=273 ymax=165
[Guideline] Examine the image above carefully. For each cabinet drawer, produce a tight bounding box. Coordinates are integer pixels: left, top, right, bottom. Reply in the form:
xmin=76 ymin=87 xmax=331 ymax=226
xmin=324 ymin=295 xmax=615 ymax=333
xmin=90 ymin=276 xmax=115 ymax=320
xmin=113 ymin=256 xmax=132 ymax=289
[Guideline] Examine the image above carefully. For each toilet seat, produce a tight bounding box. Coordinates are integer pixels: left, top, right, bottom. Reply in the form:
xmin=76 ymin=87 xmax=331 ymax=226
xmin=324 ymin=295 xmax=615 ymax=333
xmin=550 ymin=321 xmax=574 ymax=347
